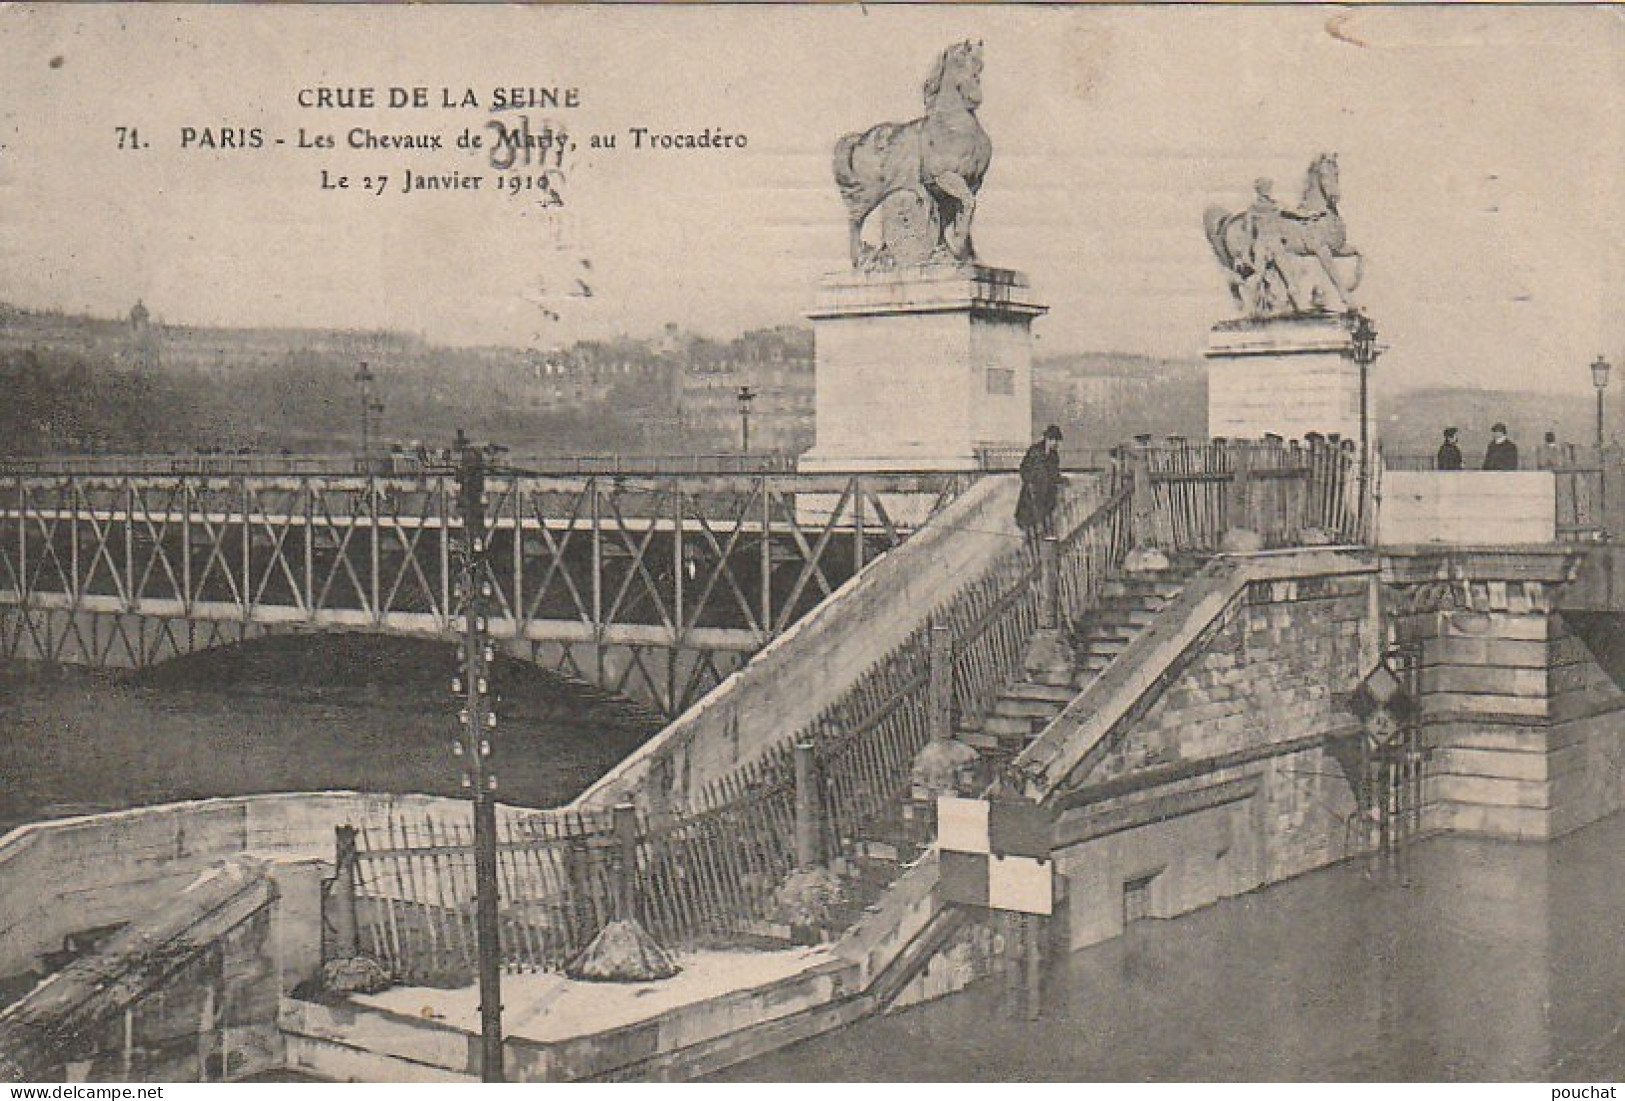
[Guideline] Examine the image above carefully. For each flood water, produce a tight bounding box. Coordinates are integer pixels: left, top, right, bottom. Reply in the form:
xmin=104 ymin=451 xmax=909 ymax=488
xmin=10 ymin=646 xmax=1625 ymax=1081
xmin=0 ymin=638 xmax=661 ymax=836
xmin=721 ymin=814 xmax=1625 ymax=1081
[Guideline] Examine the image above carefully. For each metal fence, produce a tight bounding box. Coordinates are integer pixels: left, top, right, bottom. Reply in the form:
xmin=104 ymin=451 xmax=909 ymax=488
xmin=349 ymin=479 xmax=1136 ymax=983
xmin=346 ymin=438 xmax=1366 ymax=982
xmin=1129 ymin=438 xmax=1364 ymax=550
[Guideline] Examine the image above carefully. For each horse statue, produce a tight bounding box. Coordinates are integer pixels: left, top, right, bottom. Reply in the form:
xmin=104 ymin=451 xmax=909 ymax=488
xmin=833 ymin=40 xmax=992 ymax=270
xmin=1203 ymin=154 xmax=1365 ymax=318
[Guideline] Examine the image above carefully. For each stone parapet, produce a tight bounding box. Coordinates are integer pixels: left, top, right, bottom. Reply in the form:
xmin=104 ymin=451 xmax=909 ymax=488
xmin=1380 ymin=471 xmax=1557 ymax=546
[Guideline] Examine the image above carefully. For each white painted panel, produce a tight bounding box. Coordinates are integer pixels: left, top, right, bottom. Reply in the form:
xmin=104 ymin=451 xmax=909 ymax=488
xmin=1379 ymin=471 xmax=1556 ymax=545
xmin=937 ymin=796 xmax=990 ymax=854
xmin=988 ymin=854 xmax=1053 ymax=915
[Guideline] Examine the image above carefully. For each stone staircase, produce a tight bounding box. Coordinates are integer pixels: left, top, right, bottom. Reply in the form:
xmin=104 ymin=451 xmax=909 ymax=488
xmin=739 ymin=556 xmax=1206 ymax=949
xmin=962 ymin=558 xmax=1204 ymax=759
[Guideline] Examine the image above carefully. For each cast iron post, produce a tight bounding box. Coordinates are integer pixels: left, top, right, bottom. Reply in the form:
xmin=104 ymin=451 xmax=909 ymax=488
xmin=452 ymin=432 xmax=504 ymax=1081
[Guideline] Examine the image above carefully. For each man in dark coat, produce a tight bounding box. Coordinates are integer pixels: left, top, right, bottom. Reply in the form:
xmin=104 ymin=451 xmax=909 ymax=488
xmin=1016 ymin=425 xmax=1065 ymax=538
xmin=1482 ymin=422 xmax=1519 ymax=471
xmin=1436 ymin=427 xmax=1463 ymax=471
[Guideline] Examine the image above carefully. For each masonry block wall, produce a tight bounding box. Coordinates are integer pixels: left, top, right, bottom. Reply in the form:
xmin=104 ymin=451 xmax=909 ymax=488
xmin=1414 ymin=575 xmax=1625 ymax=840
xmin=1051 ymin=568 xmax=1376 ymax=951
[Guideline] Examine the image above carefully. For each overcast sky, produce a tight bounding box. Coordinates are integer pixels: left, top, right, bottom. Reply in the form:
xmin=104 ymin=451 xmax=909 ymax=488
xmin=2 ymin=5 xmax=1622 ymax=395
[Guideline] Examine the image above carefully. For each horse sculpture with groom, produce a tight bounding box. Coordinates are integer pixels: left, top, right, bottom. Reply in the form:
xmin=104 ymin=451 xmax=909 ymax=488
xmin=1204 ymin=153 xmax=1365 ymax=318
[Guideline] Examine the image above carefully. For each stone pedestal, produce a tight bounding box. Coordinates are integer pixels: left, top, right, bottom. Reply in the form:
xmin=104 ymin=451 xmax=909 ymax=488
xmin=1205 ymin=315 xmax=1371 ymax=446
xmin=800 ymin=263 xmax=1047 ymax=473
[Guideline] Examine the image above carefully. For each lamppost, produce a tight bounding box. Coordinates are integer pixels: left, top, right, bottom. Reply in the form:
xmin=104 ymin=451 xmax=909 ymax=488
xmin=1349 ymin=312 xmax=1381 ymax=536
xmin=737 ymin=385 xmax=757 ymax=455
xmin=448 ymin=430 xmax=505 ymax=1081
xmin=1592 ymin=355 xmax=1611 ymax=534
xmin=355 ymin=361 xmax=384 ymax=464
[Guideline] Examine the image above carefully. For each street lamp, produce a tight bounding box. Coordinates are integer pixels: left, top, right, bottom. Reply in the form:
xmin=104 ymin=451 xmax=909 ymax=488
xmin=1348 ymin=311 xmax=1381 ymax=536
xmin=355 ymin=361 xmax=385 ymax=464
xmin=737 ymin=385 xmax=757 ymax=455
xmin=1592 ymin=355 xmax=1611 ymax=536
xmin=1591 ymin=355 xmax=1611 ymax=456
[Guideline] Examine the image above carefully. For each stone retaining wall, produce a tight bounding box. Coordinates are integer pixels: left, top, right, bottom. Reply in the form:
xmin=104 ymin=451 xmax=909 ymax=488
xmin=1045 ymin=554 xmax=1381 ymax=952
xmin=0 ymin=792 xmax=516 ymax=982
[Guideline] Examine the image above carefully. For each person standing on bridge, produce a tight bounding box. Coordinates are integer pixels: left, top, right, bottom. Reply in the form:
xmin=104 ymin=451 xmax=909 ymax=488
xmin=1016 ymin=425 xmax=1066 ymax=540
xmin=1483 ymin=422 xmax=1520 ymax=471
xmin=1537 ymin=430 xmax=1566 ymax=470
xmin=1435 ymin=427 xmax=1463 ymax=471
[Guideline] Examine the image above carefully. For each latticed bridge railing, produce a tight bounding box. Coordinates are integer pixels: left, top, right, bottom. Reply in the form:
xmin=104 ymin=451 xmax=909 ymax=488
xmin=0 ymin=469 xmax=969 ymax=714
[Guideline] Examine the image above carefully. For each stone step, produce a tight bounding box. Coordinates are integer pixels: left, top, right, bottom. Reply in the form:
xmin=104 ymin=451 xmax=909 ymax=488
xmin=1004 ymin=681 xmax=1077 ymax=704
xmin=1084 ymin=605 xmax=1159 ymax=628
xmin=283 ymin=1032 xmax=475 ymax=1085
xmin=960 ymin=726 xmax=1028 ymax=755
xmin=1077 ymin=629 xmax=1136 ymax=647
xmin=1075 ymin=653 xmax=1114 ymax=676
xmin=958 ymin=729 xmax=1004 ymax=753
xmin=1089 ymin=595 xmax=1165 ymax=616
xmin=982 ymin=712 xmax=1041 ymax=737
xmin=280 ymin=999 xmax=476 ymax=1082
xmin=1078 ymin=639 xmax=1131 ymax=661
xmin=1101 ymin=578 xmax=1186 ymax=600
xmin=1024 ymin=666 xmax=1076 ymax=689
xmin=991 ymin=695 xmax=1068 ymax=720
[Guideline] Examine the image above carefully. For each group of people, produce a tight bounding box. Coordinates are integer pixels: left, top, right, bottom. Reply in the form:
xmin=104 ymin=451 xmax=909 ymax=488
xmin=1017 ymin=418 xmax=1573 ymax=537
xmin=1436 ymin=425 xmax=1572 ymax=472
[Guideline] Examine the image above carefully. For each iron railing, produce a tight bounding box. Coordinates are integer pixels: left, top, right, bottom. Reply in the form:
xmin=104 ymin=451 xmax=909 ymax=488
xmin=350 ymin=480 xmax=1135 ymax=982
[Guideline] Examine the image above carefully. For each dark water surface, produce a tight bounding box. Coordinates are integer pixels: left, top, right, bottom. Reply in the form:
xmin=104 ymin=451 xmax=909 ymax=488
xmin=721 ymin=814 xmax=1625 ymax=1081
xmin=10 ymin=644 xmax=1625 ymax=1082
xmin=0 ymin=638 xmax=661 ymax=835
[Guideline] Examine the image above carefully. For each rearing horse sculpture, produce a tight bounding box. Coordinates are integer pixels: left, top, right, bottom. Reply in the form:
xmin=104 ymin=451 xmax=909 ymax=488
xmin=833 ymin=41 xmax=992 ymax=269
xmin=1204 ymin=154 xmax=1365 ymax=317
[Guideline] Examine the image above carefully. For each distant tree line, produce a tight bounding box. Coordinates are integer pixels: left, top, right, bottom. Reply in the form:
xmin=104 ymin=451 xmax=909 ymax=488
xmin=0 ymin=345 xmax=726 ymax=458
xmin=0 ymin=348 xmax=207 ymax=453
